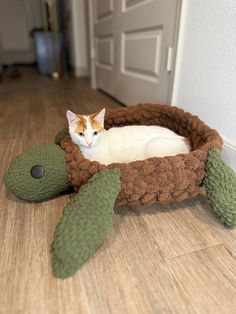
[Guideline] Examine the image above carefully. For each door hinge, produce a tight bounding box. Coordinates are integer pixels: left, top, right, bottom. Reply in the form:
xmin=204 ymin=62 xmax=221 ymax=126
xmin=166 ymin=47 xmax=173 ymax=72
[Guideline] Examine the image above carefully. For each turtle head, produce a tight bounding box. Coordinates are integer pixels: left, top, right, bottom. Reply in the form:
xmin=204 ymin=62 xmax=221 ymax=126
xmin=4 ymin=144 xmax=70 ymax=202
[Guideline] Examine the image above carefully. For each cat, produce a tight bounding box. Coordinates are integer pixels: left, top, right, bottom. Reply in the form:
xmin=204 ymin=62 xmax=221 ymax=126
xmin=66 ymin=108 xmax=191 ymax=165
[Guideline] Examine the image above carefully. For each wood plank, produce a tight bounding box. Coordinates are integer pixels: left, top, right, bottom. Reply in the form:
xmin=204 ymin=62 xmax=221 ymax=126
xmin=183 ymin=194 xmax=236 ymax=255
xmin=167 ymin=244 xmax=236 ymax=313
xmin=130 ymin=197 xmax=221 ymax=259
xmin=1 ymin=68 xmax=236 ymax=314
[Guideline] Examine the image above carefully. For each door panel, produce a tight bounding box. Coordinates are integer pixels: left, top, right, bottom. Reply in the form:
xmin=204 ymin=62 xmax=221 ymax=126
xmin=124 ymin=0 xmax=151 ymax=11
xmin=97 ymin=37 xmax=114 ymax=68
xmin=96 ymin=0 xmax=114 ymax=20
xmin=122 ymin=29 xmax=162 ymax=82
xmin=92 ymin=0 xmax=181 ymax=104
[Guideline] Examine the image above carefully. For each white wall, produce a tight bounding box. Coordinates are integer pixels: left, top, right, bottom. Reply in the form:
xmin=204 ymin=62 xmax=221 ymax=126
xmin=0 ymin=0 xmax=43 ymax=64
xmin=172 ymin=0 xmax=236 ymax=170
xmin=70 ymin=0 xmax=89 ymax=76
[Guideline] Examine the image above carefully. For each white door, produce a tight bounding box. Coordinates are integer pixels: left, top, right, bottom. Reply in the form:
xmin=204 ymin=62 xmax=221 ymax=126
xmin=89 ymin=0 xmax=181 ymax=105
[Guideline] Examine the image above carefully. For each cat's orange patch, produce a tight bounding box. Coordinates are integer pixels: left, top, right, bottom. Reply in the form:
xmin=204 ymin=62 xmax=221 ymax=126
xmin=75 ymin=115 xmax=87 ymax=133
xmin=89 ymin=114 xmax=104 ymax=132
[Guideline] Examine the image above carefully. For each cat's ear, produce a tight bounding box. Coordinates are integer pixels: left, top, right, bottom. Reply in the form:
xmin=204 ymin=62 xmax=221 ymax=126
xmin=66 ymin=110 xmax=79 ymax=127
xmin=94 ymin=108 xmax=106 ymax=126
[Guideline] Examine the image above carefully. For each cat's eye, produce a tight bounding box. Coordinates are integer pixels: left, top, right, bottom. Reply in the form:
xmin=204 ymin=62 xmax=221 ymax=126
xmin=79 ymin=132 xmax=84 ymax=136
xmin=93 ymin=131 xmax=98 ymax=136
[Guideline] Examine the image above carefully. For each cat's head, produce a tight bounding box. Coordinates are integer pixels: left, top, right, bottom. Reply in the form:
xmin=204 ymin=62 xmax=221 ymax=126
xmin=66 ymin=108 xmax=105 ymax=148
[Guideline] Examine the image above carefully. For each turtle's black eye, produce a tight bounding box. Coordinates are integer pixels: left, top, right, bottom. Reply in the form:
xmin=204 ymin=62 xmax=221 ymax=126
xmin=93 ymin=131 xmax=98 ymax=136
xmin=79 ymin=132 xmax=84 ymax=136
xmin=30 ymin=165 xmax=44 ymax=178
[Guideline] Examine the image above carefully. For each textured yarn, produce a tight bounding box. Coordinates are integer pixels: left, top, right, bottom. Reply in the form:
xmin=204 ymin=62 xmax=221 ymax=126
xmin=51 ymin=168 xmax=121 ymax=279
xmin=204 ymin=149 xmax=236 ymax=228
xmin=4 ymin=144 xmax=70 ymax=201
xmin=59 ymin=103 xmax=223 ymax=206
xmin=55 ymin=127 xmax=69 ymax=145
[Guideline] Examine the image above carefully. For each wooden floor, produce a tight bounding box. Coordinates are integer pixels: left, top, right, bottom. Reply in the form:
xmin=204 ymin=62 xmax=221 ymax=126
xmin=1 ymin=68 xmax=236 ymax=314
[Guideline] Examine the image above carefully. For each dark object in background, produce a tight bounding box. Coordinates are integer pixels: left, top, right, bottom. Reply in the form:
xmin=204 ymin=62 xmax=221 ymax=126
xmin=33 ymin=0 xmax=70 ymax=77
xmin=9 ymin=68 xmax=22 ymax=79
xmin=34 ymin=31 xmax=62 ymax=75
xmin=0 ymin=66 xmax=22 ymax=81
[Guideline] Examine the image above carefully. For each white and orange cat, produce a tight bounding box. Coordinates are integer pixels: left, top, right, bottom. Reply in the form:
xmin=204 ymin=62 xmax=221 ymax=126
xmin=66 ymin=108 xmax=190 ymax=165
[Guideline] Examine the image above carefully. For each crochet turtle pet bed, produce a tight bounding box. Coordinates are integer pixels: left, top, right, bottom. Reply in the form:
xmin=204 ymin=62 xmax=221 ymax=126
xmin=4 ymin=103 xmax=236 ymax=279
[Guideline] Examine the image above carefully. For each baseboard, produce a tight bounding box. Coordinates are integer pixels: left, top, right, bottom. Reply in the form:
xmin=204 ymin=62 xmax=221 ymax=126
xmin=75 ymin=66 xmax=89 ymax=77
xmin=2 ymin=50 xmax=35 ymax=64
xmin=222 ymin=137 xmax=236 ymax=172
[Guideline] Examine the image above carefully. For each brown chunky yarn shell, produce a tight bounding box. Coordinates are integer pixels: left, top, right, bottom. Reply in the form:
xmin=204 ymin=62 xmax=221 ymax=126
xmin=60 ymin=104 xmax=223 ymax=206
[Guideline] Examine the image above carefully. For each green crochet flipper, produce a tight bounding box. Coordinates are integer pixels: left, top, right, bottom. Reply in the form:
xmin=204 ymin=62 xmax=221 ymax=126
xmin=55 ymin=127 xmax=69 ymax=145
xmin=204 ymin=149 xmax=236 ymax=228
xmin=3 ymin=138 xmax=236 ymax=279
xmin=4 ymin=144 xmax=121 ymax=278
xmin=51 ymin=168 xmax=121 ymax=279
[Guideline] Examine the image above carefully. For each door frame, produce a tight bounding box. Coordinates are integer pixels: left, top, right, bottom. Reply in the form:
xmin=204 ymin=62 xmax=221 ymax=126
xmin=88 ymin=0 xmax=97 ymax=89
xmin=88 ymin=0 xmax=182 ymax=104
